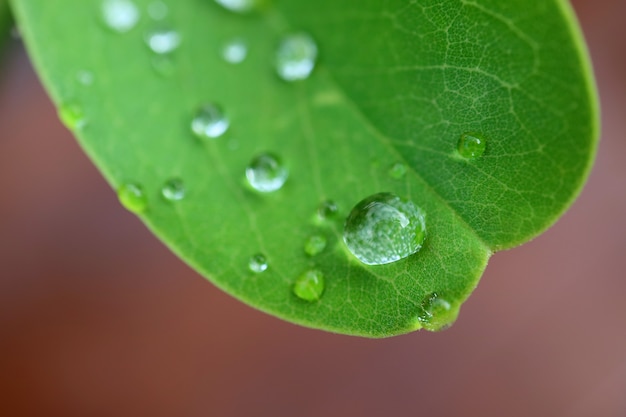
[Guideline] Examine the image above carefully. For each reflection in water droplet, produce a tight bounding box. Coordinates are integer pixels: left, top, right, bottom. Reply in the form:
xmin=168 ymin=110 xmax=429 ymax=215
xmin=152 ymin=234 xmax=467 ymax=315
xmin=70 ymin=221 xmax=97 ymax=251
xmin=147 ymin=0 xmax=168 ymax=20
xmin=248 ymin=253 xmax=268 ymax=273
xmin=76 ymin=70 xmax=94 ymax=86
xmin=222 ymin=39 xmax=248 ymax=64
xmin=293 ymin=269 xmax=325 ymax=302
xmin=191 ymin=104 xmax=229 ymax=140
xmin=118 ymin=182 xmax=148 ymax=213
xmin=145 ymin=26 xmax=181 ymax=54
xmin=388 ymin=162 xmax=407 ymax=180
xmin=161 ymin=178 xmax=185 ymax=201
xmin=304 ymin=235 xmax=327 ymax=257
xmin=275 ymin=33 xmax=318 ymax=81
xmin=214 ymin=0 xmax=255 ymax=13
xmin=343 ymin=192 xmax=426 ymax=265
xmin=245 ymin=153 xmax=288 ymax=192
xmin=317 ymin=200 xmax=338 ymax=220
xmin=101 ymin=0 xmax=140 ymax=33
xmin=417 ymin=292 xmax=455 ymax=331
xmin=58 ymin=103 xmax=86 ymax=131
xmin=457 ymin=132 xmax=486 ymax=159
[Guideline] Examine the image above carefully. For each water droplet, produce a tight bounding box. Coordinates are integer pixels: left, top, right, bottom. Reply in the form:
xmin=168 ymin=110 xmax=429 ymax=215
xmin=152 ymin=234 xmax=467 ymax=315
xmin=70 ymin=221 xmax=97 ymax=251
xmin=214 ymin=0 xmax=255 ymax=13
xmin=457 ymin=132 xmax=486 ymax=159
xmin=245 ymin=153 xmax=288 ymax=193
xmin=343 ymin=192 xmax=426 ymax=266
xmin=293 ymin=269 xmax=325 ymax=302
xmin=117 ymin=182 xmax=148 ymax=213
xmin=191 ymin=104 xmax=229 ymax=139
xmin=101 ymin=0 xmax=140 ymax=33
xmin=161 ymin=178 xmax=185 ymax=201
xmin=76 ymin=70 xmax=94 ymax=86
xmin=417 ymin=293 xmax=455 ymax=331
xmin=58 ymin=103 xmax=86 ymax=131
xmin=222 ymin=39 xmax=248 ymax=64
xmin=248 ymin=253 xmax=268 ymax=273
xmin=388 ymin=162 xmax=407 ymax=180
xmin=304 ymin=235 xmax=327 ymax=257
xmin=147 ymin=0 xmax=168 ymax=20
xmin=151 ymin=55 xmax=176 ymax=77
xmin=317 ymin=200 xmax=338 ymax=220
xmin=145 ymin=26 xmax=181 ymax=54
xmin=275 ymin=33 xmax=318 ymax=82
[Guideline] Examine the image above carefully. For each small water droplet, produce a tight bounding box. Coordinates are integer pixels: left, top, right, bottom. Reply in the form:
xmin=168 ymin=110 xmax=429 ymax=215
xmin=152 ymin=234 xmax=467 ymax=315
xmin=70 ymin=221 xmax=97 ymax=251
xmin=161 ymin=178 xmax=185 ymax=201
xmin=147 ymin=0 xmax=168 ymax=20
xmin=151 ymin=55 xmax=176 ymax=77
xmin=275 ymin=33 xmax=318 ymax=82
xmin=417 ymin=292 xmax=455 ymax=331
xmin=293 ymin=269 xmax=325 ymax=302
xmin=304 ymin=235 xmax=327 ymax=257
xmin=101 ymin=0 xmax=140 ymax=33
xmin=388 ymin=162 xmax=407 ymax=180
xmin=191 ymin=104 xmax=229 ymax=139
xmin=214 ymin=0 xmax=255 ymax=13
xmin=118 ymin=182 xmax=148 ymax=213
xmin=76 ymin=70 xmax=94 ymax=86
xmin=145 ymin=26 xmax=181 ymax=54
xmin=58 ymin=103 xmax=86 ymax=131
xmin=222 ymin=39 xmax=248 ymax=64
xmin=245 ymin=153 xmax=288 ymax=193
xmin=457 ymin=132 xmax=486 ymax=159
xmin=248 ymin=253 xmax=268 ymax=273
xmin=317 ymin=200 xmax=338 ymax=220
xmin=343 ymin=192 xmax=426 ymax=266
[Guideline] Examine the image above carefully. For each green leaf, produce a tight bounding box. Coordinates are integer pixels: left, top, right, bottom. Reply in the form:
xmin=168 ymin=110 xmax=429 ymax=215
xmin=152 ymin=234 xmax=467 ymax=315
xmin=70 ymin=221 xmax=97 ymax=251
xmin=0 ymin=0 xmax=12 ymax=45
xmin=10 ymin=0 xmax=598 ymax=337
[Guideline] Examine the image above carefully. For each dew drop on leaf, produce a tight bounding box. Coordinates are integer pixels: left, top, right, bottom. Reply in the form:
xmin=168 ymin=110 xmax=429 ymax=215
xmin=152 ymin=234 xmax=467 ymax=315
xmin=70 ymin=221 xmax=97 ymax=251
xmin=76 ymin=70 xmax=94 ymax=86
xmin=191 ymin=103 xmax=229 ymax=139
xmin=304 ymin=235 xmax=327 ymax=257
xmin=58 ymin=102 xmax=86 ymax=131
xmin=161 ymin=178 xmax=185 ymax=202
xmin=457 ymin=132 xmax=486 ymax=159
xmin=317 ymin=200 xmax=338 ymax=220
xmin=214 ymin=0 xmax=255 ymax=13
xmin=417 ymin=292 xmax=455 ymax=331
xmin=343 ymin=192 xmax=426 ymax=266
xmin=222 ymin=38 xmax=247 ymax=64
xmin=117 ymin=182 xmax=148 ymax=213
xmin=248 ymin=253 xmax=268 ymax=273
xmin=151 ymin=55 xmax=175 ymax=77
xmin=293 ymin=269 xmax=325 ymax=302
xmin=388 ymin=162 xmax=407 ymax=180
xmin=145 ymin=26 xmax=181 ymax=54
xmin=245 ymin=153 xmax=288 ymax=193
xmin=100 ymin=0 xmax=140 ymax=33
xmin=275 ymin=33 xmax=318 ymax=82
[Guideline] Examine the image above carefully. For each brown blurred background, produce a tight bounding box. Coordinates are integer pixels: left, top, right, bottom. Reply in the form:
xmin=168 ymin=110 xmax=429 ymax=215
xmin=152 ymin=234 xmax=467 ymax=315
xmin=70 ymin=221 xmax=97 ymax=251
xmin=1 ymin=1 xmax=625 ymax=416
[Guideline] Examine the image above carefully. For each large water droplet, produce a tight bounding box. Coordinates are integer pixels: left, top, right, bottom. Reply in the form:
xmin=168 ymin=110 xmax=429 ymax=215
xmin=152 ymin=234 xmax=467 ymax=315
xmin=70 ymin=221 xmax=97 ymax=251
xmin=457 ymin=132 xmax=486 ymax=159
xmin=161 ymin=178 xmax=185 ymax=201
xmin=118 ymin=182 xmax=148 ymax=213
xmin=248 ymin=253 xmax=268 ymax=273
xmin=275 ymin=33 xmax=318 ymax=82
xmin=147 ymin=0 xmax=168 ymax=20
xmin=76 ymin=70 xmax=94 ymax=86
xmin=58 ymin=103 xmax=86 ymax=131
xmin=304 ymin=235 xmax=327 ymax=257
xmin=145 ymin=26 xmax=181 ymax=54
xmin=293 ymin=269 xmax=325 ymax=302
xmin=191 ymin=104 xmax=229 ymax=139
xmin=417 ymin=293 xmax=455 ymax=331
xmin=388 ymin=162 xmax=407 ymax=180
xmin=101 ymin=0 xmax=140 ymax=33
xmin=343 ymin=192 xmax=426 ymax=265
xmin=317 ymin=200 xmax=338 ymax=220
xmin=222 ymin=39 xmax=248 ymax=64
xmin=245 ymin=153 xmax=288 ymax=192
xmin=214 ymin=0 xmax=255 ymax=13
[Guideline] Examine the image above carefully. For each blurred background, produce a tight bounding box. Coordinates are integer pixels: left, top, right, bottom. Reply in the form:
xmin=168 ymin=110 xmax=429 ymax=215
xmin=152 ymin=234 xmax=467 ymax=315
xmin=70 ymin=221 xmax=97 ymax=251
xmin=1 ymin=0 xmax=624 ymax=416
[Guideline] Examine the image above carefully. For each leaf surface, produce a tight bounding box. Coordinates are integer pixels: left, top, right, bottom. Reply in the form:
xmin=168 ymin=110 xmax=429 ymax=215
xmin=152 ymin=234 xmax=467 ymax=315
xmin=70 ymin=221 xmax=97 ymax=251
xmin=11 ymin=0 xmax=598 ymax=336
